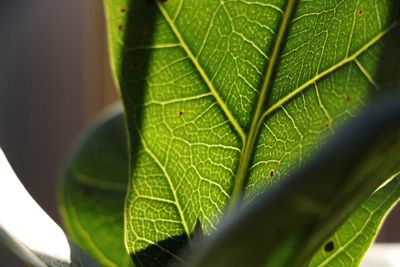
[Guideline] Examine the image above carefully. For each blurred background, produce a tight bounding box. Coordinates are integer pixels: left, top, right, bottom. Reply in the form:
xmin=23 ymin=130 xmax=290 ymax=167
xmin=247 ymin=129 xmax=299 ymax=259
xmin=0 ymin=1 xmax=399 ymax=266
xmin=0 ymin=1 xmax=117 ymax=265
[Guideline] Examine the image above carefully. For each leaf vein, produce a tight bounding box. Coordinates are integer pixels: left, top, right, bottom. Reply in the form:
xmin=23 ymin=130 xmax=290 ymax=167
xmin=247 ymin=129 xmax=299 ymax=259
xmin=262 ymin=20 xmax=399 ymax=120
xmin=229 ymin=0 xmax=298 ymax=209
xmin=354 ymin=59 xmax=380 ymax=90
xmin=138 ymin=133 xmax=191 ymax=239
xmin=157 ymin=2 xmax=246 ymax=141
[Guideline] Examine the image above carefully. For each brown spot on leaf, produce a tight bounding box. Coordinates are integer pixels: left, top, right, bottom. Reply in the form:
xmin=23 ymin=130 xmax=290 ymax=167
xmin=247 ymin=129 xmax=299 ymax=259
xmin=324 ymin=241 xmax=334 ymax=252
xmin=357 ymin=8 xmax=365 ymax=16
xmin=324 ymin=121 xmax=331 ymax=128
xmin=117 ymin=24 xmax=123 ymax=31
xmin=345 ymin=95 xmax=352 ymax=102
xmin=120 ymin=7 xmax=127 ymax=13
xmin=178 ymin=111 xmax=184 ymax=117
xmin=269 ymin=170 xmax=275 ymax=178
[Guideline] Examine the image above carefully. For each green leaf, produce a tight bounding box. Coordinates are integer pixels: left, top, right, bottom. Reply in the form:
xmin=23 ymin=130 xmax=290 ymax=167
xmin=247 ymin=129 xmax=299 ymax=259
xmin=310 ymin=175 xmax=400 ymax=267
xmin=185 ymin=95 xmax=400 ymax=267
xmin=59 ymin=107 xmax=133 ymax=267
xmin=104 ymin=0 xmax=400 ymax=264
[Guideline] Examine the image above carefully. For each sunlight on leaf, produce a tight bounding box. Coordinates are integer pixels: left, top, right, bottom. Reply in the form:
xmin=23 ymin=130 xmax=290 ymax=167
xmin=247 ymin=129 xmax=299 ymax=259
xmin=103 ymin=0 xmax=400 ymax=265
xmin=310 ymin=175 xmax=400 ymax=267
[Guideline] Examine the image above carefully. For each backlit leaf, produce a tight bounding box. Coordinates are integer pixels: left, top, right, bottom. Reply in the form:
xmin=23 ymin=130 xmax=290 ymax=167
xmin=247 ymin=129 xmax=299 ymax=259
xmin=103 ymin=0 xmax=400 ymax=265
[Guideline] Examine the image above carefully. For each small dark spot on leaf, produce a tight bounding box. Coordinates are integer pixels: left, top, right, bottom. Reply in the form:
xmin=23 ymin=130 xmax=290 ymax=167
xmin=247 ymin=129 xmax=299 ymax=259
xmin=324 ymin=241 xmax=334 ymax=252
xmin=161 ymin=0 xmax=168 ymax=2
xmin=120 ymin=7 xmax=127 ymax=13
xmin=269 ymin=170 xmax=275 ymax=178
xmin=178 ymin=111 xmax=184 ymax=117
xmin=345 ymin=95 xmax=352 ymax=102
xmin=324 ymin=121 xmax=331 ymax=128
xmin=117 ymin=24 xmax=123 ymax=31
xmin=356 ymin=8 xmax=365 ymax=16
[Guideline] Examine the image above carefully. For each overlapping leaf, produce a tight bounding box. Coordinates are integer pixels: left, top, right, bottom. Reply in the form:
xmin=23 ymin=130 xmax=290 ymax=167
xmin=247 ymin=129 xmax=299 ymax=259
xmin=310 ymin=175 xmax=400 ymax=267
xmin=186 ymin=95 xmax=400 ymax=267
xmin=59 ymin=108 xmax=133 ymax=267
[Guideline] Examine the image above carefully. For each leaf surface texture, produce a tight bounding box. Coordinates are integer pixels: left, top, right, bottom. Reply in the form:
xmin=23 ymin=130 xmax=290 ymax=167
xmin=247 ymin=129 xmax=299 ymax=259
xmin=103 ymin=0 xmax=400 ymax=263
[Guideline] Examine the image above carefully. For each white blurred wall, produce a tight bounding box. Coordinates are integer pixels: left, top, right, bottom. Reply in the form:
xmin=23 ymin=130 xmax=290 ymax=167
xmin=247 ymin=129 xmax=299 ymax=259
xmin=0 ymin=1 xmax=116 ymax=265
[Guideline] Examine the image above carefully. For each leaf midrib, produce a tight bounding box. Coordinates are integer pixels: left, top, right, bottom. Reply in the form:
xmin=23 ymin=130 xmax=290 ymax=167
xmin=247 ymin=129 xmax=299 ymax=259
xmin=229 ymin=0 xmax=298 ymax=209
xmin=154 ymin=0 xmax=398 ymax=229
xmin=71 ymin=167 xmax=127 ymax=192
xmin=157 ymin=0 xmax=298 ymax=212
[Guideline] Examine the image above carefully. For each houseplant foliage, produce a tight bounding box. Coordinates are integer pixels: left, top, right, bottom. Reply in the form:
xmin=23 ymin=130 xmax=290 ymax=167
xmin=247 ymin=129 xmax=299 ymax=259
xmin=60 ymin=108 xmax=133 ymax=267
xmin=60 ymin=0 xmax=400 ymax=266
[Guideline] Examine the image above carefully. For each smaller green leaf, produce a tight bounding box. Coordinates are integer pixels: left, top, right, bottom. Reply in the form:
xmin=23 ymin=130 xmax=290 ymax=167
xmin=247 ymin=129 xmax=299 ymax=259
xmin=59 ymin=106 xmax=133 ymax=267
xmin=310 ymin=174 xmax=400 ymax=267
